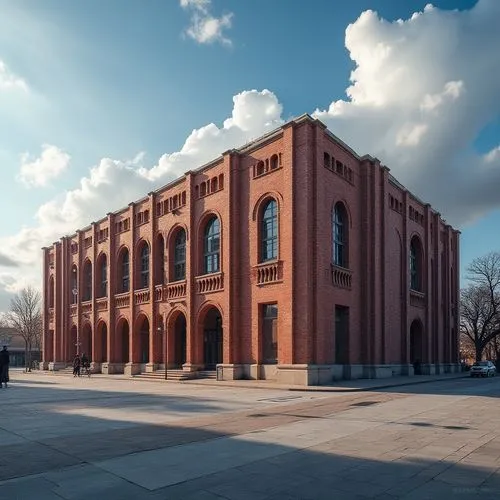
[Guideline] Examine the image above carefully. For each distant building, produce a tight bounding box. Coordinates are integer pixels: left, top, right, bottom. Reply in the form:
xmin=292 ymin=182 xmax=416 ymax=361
xmin=41 ymin=114 xmax=461 ymax=385
xmin=0 ymin=327 xmax=41 ymax=367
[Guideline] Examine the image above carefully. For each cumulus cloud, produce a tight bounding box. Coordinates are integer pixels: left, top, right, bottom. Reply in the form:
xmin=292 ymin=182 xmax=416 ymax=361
xmin=180 ymin=0 xmax=233 ymax=46
xmin=314 ymin=0 xmax=500 ymax=224
xmin=0 ymin=90 xmax=283 ymax=310
xmin=2 ymin=1 xmax=500 ymax=312
xmin=0 ymin=60 xmax=28 ymax=92
xmin=0 ymin=253 xmax=18 ymax=268
xmin=18 ymin=144 xmax=71 ymax=188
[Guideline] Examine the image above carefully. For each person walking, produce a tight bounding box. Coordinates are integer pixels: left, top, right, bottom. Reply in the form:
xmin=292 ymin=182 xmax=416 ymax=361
xmin=0 ymin=346 xmax=10 ymax=388
xmin=73 ymin=354 xmax=81 ymax=377
xmin=81 ymin=353 xmax=90 ymax=377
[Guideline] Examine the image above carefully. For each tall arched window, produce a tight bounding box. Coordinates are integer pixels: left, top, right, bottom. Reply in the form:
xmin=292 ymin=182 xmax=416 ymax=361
xmin=203 ymin=217 xmax=220 ymax=274
xmin=71 ymin=265 xmax=78 ymax=304
xmin=333 ymin=203 xmax=348 ymax=268
xmin=140 ymin=243 xmax=150 ymax=289
xmin=120 ymin=249 xmax=130 ymax=293
xmin=174 ymin=229 xmax=186 ymax=281
xmin=410 ymin=237 xmax=423 ymax=291
xmin=98 ymin=254 xmax=107 ymax=298
xmin=261 ymin=199 xmax=278 ymax=262
xmin=83 ymin=260 xmax=92 ymax=301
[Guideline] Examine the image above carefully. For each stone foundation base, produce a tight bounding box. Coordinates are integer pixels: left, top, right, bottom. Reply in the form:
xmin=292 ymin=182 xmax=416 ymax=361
xmin=90 ymin=362 xmax=102 ymax=374
xmin=145 ymin=363 xmax=158 ymax=373
xmin=48 ymin=361 xmax=66 ymax=371
xmin=124 ymin=362 xmax=141 ymax=376
xmin=101 ymin=362 xmax=124 ymax=374
xmin=182 ymin=363 xmax=204 ymax=373
xmin=214 ymin=363 xmax=462 ymax=386
xmin=39 ymin=361 xmax=49 ymax=370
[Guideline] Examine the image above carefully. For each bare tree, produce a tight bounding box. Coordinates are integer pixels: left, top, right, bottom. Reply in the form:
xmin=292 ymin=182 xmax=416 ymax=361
xmin=460 ymin=252 xmax=500 ymax=362
xmin=6 ymin=286 xmax=42 ymax=372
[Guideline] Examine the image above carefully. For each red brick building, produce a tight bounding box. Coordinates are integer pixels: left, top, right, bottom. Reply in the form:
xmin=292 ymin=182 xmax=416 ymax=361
xmin=41 ymin=115 xmax=460 ymax=385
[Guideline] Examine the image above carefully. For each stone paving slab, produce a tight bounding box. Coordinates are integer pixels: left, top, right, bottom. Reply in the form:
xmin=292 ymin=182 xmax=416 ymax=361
xmin=1 ymin=373 xmax=500 ymax=499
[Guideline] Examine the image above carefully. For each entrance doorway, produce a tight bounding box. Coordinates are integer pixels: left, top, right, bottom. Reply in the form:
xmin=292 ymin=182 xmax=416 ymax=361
xmin=174 ymin=314 xmax=187 ymax=367
xmin=410 ymin=319 xmax=424 ymax=374
xmin=138 ymin=316 xmax=150 ymax=364
xmin=120 ymin=321 xmax=130 ymax=363
xmin=97 ymin=322 xmax=107 ymax=362
xmin=81 ymin=324 xmax=92 ymax=361
xmin=203 ymin=308 xmax=222 ymax=369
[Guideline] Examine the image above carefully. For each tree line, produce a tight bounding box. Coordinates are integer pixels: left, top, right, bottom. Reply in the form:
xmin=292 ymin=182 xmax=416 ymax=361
xmin=0 ymin=286 xmax=42 ymax=371
xmin=460 ymin=252 xmax=500 ymax=363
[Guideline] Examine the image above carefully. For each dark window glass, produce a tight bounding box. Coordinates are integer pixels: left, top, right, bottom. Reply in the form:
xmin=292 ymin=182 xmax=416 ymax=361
xmin=261 ymin=200 xmax=278 ymax=262
xmin=262 ymin=304 xmax=278 ymax=364
xmin=174 ymin=230 xmax=186 ymax=281
xmin=140 ymin=244 xmax=149 ymax=289
xmin=333 ymin=205 xmax=347 ymax=267
xmin=100 ymin=256 xmax=107 ymax=297
xmin=203 ymin=218 xmax=220 ymax=274
xmin=83 ymin=262 xmax=92 ymax=301
xmin=122 ymin=251 xmax=130 ymax=293
xmin=410 ymin=241 xmax=420 ymax=291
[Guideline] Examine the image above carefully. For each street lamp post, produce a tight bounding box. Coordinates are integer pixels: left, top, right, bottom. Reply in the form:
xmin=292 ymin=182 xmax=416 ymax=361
xmin=71 ymin=287 xmax=81 ymax=356
xmin=157 ymin=319 xmax=168 ymax=380
xmin=72 ymin=285 xmax=89 ymax=356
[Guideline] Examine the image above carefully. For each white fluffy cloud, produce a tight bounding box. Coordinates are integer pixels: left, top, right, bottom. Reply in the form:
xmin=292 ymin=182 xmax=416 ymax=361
xmin=18 ymin=144 xmax=71 ymax=188
xmin=314 ymin=0 xmax=500 ymax=224
xmin=0 ymin=90 xmax=282 ymax=310
xmin=180 ymin=0 xmax=233 ymax=46
xmin=0 ymin=60 xmax=28 ymax=92
xmin=1 ymin=1 xmax=500 ymax=311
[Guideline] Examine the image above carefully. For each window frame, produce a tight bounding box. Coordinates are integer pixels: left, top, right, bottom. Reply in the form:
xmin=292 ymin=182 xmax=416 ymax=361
xmin=260 ymin=199 xmax=278 ymax=262
xmin=174 ymin=229 xmax=187 ymax=281
xmin=333 ymin=204 xmax=348 ymax=268
xmin=203 ymin=217 xmax=220 ymax=274
xmin=140 ymin=244 xmax=150 ymax=289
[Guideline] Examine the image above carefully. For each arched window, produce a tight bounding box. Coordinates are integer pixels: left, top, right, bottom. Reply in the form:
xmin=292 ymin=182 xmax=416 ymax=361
xmin=71 ymin=265 xmax=78 ymax=304
xmin=140 ymin=243 xmax=150 ymax=289
xmin=83 ymin=260 xmax=92 ymax=301
xmin=203 ymin=217 xmax=220 ymax=274
xmin=174 ymin=229 xmax=186 ymax=281
xmin=261 ymin=199 xmax=278 ymax=262
xmin=333 ymin=203 xmax=348 ymax=268
xmin=410 ymin=237 xmax=423 ymax=291
xmin=120 ymin=249 xmax=130 ymax=293
xmin=98 ymin=254 xmax=107 ymax=298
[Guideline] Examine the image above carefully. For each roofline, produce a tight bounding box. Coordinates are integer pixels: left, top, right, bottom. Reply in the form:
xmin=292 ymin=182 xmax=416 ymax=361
xmin=52 ymin=113 xmax=457 ymax=244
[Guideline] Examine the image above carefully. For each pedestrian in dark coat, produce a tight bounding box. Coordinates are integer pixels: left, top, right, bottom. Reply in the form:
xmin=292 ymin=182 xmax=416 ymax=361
xmin=73 ymin=354 xmax=81 ymax=377
xmin=0 ymin=346 xmax=10 ymax=388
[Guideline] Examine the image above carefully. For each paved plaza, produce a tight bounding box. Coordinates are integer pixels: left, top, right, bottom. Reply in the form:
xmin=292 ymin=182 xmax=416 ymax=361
xmin=0 ymin=371 xmax=499 ymax=499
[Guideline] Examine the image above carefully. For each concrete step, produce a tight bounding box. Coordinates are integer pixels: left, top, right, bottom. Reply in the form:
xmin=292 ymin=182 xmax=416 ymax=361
xmin=196 ymin=371 xmax=217 ymax=380
xmin=133 ymin=369 xmax=193 ymax=381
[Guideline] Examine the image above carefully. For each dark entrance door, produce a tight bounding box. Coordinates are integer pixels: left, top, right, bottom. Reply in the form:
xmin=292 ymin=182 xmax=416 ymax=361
xmin=204 ymin=329 xmax=222 ymax=369
xmin=174 ymin=315 xmax=187 ymax=367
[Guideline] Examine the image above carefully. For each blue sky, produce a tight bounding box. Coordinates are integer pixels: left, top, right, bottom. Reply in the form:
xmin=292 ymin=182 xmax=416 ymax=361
xmin=0 ymin=0 xmax=499 ymax=310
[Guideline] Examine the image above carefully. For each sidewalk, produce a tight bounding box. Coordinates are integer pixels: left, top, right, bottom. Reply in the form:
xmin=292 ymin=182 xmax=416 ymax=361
xmin=26 ymin=367 xmax=468 ymax=392
xmin=181 ymin=372 xmax=468 ymax=392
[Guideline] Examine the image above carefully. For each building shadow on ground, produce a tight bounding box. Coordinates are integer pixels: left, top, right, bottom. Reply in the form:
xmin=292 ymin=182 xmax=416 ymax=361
xmin=0 ymin=376 xmax=499 ymax=499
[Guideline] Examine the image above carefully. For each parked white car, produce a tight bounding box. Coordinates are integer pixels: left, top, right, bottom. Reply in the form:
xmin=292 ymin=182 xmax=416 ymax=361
xmin=470 ymin=361 xmax=497 ymax=377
